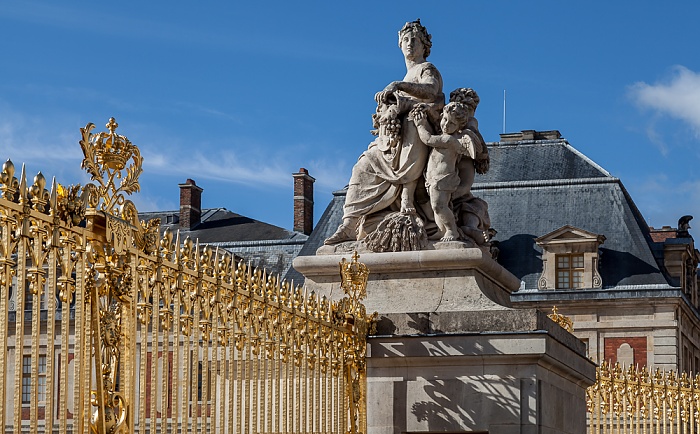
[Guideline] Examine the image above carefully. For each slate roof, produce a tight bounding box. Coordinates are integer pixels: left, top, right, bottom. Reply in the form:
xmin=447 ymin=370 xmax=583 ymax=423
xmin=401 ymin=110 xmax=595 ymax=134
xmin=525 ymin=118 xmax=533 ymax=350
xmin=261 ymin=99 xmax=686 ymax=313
xmin=140 ymin=208 xmax=307 ymax=278
xmin=292 ymin=134 xmax=674 ymax=292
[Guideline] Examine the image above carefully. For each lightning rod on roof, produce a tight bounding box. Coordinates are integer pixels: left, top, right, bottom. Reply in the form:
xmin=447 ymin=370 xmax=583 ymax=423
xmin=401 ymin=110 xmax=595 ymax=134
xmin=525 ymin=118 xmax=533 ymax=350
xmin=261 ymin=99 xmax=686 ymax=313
xmin=503 ymin=89 xmax=507 ymax=134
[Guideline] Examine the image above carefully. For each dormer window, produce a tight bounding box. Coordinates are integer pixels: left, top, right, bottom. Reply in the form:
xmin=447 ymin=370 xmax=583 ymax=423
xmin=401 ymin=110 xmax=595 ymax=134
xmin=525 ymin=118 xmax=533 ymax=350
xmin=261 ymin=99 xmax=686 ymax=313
xmin=536 ymin=225 xmax=606 ymax=290
xmin=556 ymin=253 xmax=584 ymax=289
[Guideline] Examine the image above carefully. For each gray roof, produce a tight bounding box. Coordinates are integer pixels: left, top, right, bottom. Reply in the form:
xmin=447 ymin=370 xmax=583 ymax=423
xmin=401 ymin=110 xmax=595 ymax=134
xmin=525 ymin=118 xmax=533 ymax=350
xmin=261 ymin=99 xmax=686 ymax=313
xmin=293 ymin=135 xmax=672 ymax=291
xmin=140 ymin=208 xmax=307 ymax=278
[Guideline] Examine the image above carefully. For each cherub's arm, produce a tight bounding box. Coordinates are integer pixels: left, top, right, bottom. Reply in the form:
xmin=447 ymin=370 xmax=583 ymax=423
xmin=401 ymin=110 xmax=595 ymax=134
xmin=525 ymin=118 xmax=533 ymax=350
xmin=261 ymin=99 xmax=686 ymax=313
xmin=412 ymin=108 xmax=456 ymax=149
xmin=414 ymin=122 xmax=455 ymax=149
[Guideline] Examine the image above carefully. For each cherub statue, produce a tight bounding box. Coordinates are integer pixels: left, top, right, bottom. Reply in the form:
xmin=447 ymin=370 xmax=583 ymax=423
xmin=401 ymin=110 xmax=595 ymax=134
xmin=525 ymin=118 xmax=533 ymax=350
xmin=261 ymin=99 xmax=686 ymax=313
xmin=412 ymin=101 xmax=481 ymax=240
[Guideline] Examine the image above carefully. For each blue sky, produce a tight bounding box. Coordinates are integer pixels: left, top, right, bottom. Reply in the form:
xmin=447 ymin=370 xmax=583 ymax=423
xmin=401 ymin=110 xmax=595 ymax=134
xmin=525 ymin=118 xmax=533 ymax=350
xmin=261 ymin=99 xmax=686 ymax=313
xmin=2 ymin=1 xmax=700 ymax=236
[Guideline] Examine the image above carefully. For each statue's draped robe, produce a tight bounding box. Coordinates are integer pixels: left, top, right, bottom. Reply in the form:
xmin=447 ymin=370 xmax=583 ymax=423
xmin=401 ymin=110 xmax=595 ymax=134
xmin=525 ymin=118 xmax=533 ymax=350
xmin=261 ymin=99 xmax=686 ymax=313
xmin=344 ymin=62 xmax=444 ymax=236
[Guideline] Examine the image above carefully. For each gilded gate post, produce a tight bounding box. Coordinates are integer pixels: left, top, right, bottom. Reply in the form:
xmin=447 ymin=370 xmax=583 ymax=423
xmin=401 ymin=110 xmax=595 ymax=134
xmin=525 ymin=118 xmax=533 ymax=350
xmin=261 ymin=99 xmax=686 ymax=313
xmin=339 ymin=252 xmax=377 ymax=434
xmin=78 ymin=118 xmax=151 ymax=434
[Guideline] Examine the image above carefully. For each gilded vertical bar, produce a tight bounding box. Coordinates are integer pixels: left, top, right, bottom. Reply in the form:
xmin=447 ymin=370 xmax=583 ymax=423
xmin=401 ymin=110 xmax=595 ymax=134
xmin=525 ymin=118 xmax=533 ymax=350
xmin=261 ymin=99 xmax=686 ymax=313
xmin=138 ymin=307 xmax=148 ymax=432
xmin=29 ymin=270 xmax=40 ymax=434
xmin=173 ymin=286 xmax=182 ymax=432
xmin=44 ymin=246 xmax=57 ymax=434
xmin=192 ymin=302 xmax=202 ymax=434
xmin=12 ymin=237 xmax=26 ymax=433
xmin=0 ymin=210 xmax=11 ymax=434
xmin=266 ymin=356 xmax=272 ymax=433
xmin=161 ymin=308 xmax=170 ymax=434
xmin=58 ymin=261 xmax=71 ymax=434
xmin=236 ymin=345 xmax=243 ymax=434
xmin=182 ymin=298 xmax=191 ymax=434
xmin=77 ymin=268 xmax=89 ymax=434
xmin=275 ymin=334 xmax=281 ymax=433
xmin=149 ymin=284 xmax=159 ymax=434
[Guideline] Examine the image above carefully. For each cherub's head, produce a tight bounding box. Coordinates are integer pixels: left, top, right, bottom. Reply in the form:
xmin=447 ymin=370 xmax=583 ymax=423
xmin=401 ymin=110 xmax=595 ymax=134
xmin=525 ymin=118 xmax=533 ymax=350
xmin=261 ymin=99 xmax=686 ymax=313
xmin=449 ymin=88 xmax=480 ymax=117
xmin=440 ymin=102 xmax=469 ymax=134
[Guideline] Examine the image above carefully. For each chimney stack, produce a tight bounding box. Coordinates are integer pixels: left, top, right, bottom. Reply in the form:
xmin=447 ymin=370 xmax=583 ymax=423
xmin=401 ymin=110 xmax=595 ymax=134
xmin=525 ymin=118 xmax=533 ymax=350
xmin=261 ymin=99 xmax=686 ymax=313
xmin=293 ymin=168 xmax=315 ymax=235
xmin=179 ymin=179 xmax=203 ymax=230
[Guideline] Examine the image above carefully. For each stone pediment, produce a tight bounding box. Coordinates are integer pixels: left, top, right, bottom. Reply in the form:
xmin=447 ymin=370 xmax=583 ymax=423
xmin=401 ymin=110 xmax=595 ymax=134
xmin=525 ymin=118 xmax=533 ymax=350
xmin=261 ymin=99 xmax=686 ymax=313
xmin=536 ymin=225 xmax=606 ymax=245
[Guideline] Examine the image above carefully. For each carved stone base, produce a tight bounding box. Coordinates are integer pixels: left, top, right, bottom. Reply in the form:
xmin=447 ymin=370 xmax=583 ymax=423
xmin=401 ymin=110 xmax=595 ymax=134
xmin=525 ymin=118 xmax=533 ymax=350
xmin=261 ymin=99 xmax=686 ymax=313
xmin=294 ymin=247 xmax=519 ymax=312
xmin=367 ymin=310 xmax=596 ymax=434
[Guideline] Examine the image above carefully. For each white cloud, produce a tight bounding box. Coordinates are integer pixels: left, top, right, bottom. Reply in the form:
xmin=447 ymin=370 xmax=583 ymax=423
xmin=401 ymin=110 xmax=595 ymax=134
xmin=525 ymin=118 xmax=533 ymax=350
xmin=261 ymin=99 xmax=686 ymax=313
xmin=0 ymin=110 xmax=84 ymax=183
xmin=142 ymin=148 xmax=291 ymax=188
xmin=629 ymin=66 xmax=700 ymax=138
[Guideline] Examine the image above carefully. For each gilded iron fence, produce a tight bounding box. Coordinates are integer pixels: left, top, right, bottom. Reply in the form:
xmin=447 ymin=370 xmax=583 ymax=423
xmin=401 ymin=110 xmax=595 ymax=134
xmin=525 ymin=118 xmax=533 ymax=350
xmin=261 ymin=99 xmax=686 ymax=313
xmin=0 ymin=118 xmax=372 ymax=434
xmin=587 ymin=362 xmax=700 ymax=434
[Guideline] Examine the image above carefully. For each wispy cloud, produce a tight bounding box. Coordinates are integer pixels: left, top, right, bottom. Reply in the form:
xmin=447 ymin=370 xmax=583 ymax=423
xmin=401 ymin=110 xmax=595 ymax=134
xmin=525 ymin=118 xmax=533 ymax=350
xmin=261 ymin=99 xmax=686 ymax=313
xmin=142 ymin=148 xmax=290 ymax=188
xmin=629 ymin=66 xmax=700 ymax=140
xmin=0 ymin=109 xmax=83 ymax=176
xmin=0 ymin=103 xmax=291 ymax=189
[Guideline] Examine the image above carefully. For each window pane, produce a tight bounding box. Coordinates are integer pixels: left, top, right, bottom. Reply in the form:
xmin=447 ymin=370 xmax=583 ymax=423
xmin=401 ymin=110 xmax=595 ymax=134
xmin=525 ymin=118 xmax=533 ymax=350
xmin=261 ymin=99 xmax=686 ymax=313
xmin=39 ymin=377 xmax=46 ymax=402
xmin=572 ymin=254 xmax=584 ymax=268
xmin=573 ymin=271 xmax=584 ymax=288
xmin=557 ymin=271 xmax=570 ymax=289
xmin=23 ymin=356 xmax=31 ymax=374
xmin=38 ymin=355 xmax=46 ymax=373
xmin=557 ymin=256 xmax=569 ymax=268
xmin=22 ymin=377 xmax=31 ymax=403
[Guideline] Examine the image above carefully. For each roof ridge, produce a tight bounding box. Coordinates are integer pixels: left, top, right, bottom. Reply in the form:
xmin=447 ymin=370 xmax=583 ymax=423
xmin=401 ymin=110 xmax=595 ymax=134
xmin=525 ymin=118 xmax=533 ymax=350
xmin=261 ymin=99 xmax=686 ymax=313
xmin=486 ymin=139 xmax=568 ymax=146
xmin=473 ymin=177 xmax=620 ymax=190
xmin=563 ymin=142 xmax=613 ymax=178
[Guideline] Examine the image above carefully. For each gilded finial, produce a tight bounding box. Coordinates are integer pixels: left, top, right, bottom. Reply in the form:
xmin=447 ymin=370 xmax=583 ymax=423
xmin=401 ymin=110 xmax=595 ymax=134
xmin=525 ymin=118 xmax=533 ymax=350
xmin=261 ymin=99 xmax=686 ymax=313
xmin=106 ymin=117 xmax=118 ymax=133
xmin=548 ymin=305 xmax=574 ymax=333
xmin=339 ymin=251 xmax=369 ymax=300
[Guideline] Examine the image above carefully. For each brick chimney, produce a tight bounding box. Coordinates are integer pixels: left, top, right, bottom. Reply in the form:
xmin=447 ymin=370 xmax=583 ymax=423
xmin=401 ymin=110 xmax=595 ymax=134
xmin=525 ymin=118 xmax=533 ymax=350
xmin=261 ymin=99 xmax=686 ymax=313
xmin=293 ymin=168 xmax=315 ymax=235
xmin=179 ymin=179 xmax=203 ymax=230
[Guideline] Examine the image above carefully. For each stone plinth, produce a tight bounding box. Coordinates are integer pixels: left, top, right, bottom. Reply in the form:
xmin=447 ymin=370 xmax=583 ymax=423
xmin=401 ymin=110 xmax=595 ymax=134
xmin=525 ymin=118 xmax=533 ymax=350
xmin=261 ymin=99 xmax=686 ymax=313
xmin=369 ymin=309 xmax=595 ymax=434
xmin=292 ymin=248 xmax=596 ymax=434
xmin=292 ymin=248 xmax=521 ymax=313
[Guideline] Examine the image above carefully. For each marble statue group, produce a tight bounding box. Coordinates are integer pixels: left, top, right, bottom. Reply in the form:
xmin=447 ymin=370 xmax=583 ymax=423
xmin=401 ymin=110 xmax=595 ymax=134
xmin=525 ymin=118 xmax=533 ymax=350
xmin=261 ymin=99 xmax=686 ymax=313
xmin=324 ymin=20 xmax=492 ymax=253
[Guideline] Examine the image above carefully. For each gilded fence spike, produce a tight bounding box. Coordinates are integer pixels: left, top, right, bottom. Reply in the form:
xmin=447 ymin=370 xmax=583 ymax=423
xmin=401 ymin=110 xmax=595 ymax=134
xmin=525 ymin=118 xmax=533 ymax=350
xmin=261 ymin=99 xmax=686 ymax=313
xmin=19 ymin=164 xmax=28 ymax=205
xmin=49 ymin=177 xmax=57 ymax=214
xmin=0 ymin=159 xmax=19 ymax=202
xmin=30 ymin=171 xmax=50 ymax=213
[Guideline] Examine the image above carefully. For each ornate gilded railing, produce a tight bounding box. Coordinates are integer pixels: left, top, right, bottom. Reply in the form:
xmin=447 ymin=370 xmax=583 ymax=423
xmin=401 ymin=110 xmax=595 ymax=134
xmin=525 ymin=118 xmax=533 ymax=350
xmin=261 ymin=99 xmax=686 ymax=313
xmin=0 ymin=118 xmax=372 ymax=434
xmin=587 ymin=362 xmax=700 ymax=434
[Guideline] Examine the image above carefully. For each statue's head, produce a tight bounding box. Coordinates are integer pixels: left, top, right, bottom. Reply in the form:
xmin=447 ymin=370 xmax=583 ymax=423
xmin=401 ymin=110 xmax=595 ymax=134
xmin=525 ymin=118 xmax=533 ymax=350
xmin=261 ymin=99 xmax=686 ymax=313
xmin=398 ymin=19 xmax=432 ymax=58
xmin=441 ymin=102 xmax=470 ymax=134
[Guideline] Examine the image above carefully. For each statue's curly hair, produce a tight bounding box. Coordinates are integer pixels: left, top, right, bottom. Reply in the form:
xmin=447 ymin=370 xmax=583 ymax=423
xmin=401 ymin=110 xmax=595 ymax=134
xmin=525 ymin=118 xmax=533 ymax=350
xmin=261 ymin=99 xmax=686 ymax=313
xmin=398 ymin=19 xmax=432 ymax=58
xmin=449 ymin=88 xmax=480 ymax=112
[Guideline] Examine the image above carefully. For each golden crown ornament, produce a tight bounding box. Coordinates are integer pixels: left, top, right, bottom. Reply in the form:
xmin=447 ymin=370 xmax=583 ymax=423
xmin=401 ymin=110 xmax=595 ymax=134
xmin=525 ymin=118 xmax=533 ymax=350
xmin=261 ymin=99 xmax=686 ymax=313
xmin=79 ymin=117 xmax=143 ymax=216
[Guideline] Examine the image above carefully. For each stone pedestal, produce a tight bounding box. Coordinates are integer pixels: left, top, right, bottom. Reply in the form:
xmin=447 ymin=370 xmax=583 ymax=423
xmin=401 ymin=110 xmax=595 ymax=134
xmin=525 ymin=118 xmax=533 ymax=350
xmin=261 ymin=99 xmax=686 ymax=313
xmin=293 ymin=248 xmax=520 ymax=312
xmin=292 ymin=249 xmax=596 ymax=434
